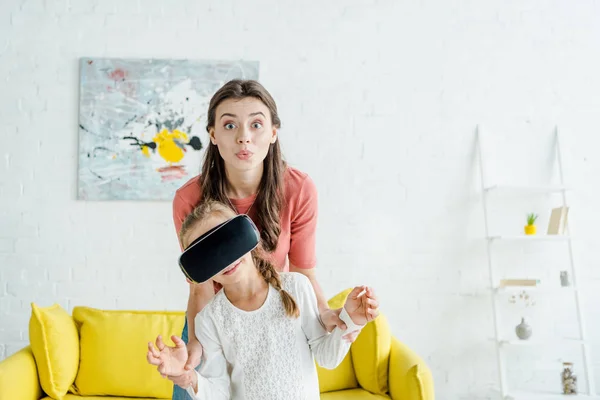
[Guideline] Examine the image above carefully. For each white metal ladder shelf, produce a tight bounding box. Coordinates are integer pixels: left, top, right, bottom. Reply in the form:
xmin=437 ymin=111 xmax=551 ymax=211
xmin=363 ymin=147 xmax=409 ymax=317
xmin=476 ymin=125 xmax=596 ymax=400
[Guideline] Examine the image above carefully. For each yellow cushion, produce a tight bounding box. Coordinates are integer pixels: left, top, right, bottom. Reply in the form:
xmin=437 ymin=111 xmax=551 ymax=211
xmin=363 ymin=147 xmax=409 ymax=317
xmin=322 ymin=288 xmax=391 ymax=395
xmin=327 ymin=288 xmax=353 ymax=310
xmin=316 ymin=288 xmax=358 ymax=393
xmin=29 ymin=303 xmax=80 ymax=400
xmin=317 ymin=351 xmax=358 ymax=393
xmin=350 ymin=310 xmax=391 ymax=395
xmin=320 ymin=388 xmax=391 ymax=399
xmin=72 ymin=307 xmax=184 ymax=398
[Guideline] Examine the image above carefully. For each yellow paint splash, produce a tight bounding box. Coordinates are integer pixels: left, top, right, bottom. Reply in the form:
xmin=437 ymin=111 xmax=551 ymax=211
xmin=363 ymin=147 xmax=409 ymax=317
xmin=152 ymin=129 xmax=189 ymax=163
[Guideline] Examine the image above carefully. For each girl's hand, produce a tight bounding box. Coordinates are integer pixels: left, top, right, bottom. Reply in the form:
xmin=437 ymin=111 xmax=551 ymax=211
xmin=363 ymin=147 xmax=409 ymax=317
xmin=344 ymin=286 xmax=379 ymax=326
xmin=147 ymin=335 xmax=189 ymax=378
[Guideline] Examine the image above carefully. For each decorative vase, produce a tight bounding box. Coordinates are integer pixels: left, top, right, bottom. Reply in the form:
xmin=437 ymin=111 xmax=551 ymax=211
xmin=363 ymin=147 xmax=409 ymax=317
xmin=524 ymin=224 xmax=537 ymax=235
xmin=515 ymin=317 xmax=532 ymax=340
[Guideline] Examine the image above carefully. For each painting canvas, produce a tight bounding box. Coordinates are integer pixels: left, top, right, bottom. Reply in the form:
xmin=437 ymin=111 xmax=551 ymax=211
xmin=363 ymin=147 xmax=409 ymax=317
xmin=78 ymin=58 xmax=259 ymax=200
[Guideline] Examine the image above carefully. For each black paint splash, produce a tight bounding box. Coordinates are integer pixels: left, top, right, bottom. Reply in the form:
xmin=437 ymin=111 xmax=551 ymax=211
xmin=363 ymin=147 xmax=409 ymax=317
xmin=123 ymin=136 xmax=157 ymax=152
xmin=187 ymin=136 xmax=202 ymax=151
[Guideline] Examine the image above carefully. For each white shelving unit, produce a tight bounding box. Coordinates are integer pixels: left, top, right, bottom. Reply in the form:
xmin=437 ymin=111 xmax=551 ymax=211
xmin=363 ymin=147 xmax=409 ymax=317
xmin=494 ymin=286 xmax=577 ymax=294
xmin=487 ymin=235 xmax=572 ymax=242
xmin=484 ymin=185 xmax=569 ymax=194
xmin=505 ymin=392 xmax=600 ymax=400
xmin=499 ymin=339 xmax=588 ymax=347
xmin=476 ymin=126 xmax=596 ymax=399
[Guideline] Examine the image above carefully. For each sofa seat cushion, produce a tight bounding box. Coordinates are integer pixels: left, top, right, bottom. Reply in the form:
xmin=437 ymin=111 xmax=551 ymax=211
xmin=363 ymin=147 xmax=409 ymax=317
xmin=47 ymin=392 xmax=388 ymax=400
xmin=320 ymin=388 xmax=391 ymax=399
xmin=43 ymin=396 xmax=169 ymax=400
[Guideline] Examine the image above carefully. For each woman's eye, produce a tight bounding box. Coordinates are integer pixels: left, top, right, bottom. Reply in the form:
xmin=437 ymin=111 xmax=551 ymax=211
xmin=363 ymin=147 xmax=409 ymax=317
xmin=224 ymin=123 xmax=236 ymax=130
xmin=252 ymin=122 xmax=263 ymax=129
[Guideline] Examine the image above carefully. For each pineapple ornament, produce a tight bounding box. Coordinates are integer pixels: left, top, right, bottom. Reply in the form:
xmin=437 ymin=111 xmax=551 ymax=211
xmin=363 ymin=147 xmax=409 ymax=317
xmin=524 ymin=213 xmax=538 ymax=235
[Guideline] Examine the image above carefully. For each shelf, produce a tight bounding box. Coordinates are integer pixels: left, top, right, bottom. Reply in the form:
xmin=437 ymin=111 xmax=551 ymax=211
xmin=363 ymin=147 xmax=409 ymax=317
xmin=485 ymin=184 xmax=569 ymax=194
xmin=495 ymin=286 xmax=577 ymax=294
xmin=499 ymin=338 xmax=586 ymax=347
xmin=506 ymin=391 xmax=600 ymax=399
xmin=488 ymin=235 xmax=571 ymax=241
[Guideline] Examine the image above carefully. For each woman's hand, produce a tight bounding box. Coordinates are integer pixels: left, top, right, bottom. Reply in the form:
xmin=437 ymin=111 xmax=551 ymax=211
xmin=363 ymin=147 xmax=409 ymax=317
xmin=320 ymin=307 xmax=346 ymax=333
xmin=320 ymin=308 xmax=360 ymax=343
xmin=344 ymin=286 xmax=379 ymax=326
xmin=147 ymin=335 xmax=189 ymax=378
xmin=168 ymin=368 xmax=198 ymax=389
xmin=184 ymin=338 xmax=204 ymax=371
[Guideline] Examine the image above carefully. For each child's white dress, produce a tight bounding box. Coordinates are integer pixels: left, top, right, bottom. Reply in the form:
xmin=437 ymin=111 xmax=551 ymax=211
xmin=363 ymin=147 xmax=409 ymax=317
xmin=185 ymin=272 xmax=363 ymax=400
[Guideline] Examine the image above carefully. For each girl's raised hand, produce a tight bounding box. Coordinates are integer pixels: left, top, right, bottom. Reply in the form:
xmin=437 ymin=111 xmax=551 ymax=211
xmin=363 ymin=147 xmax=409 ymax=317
xmin=344 ymin=286 xmax=380 ymax=326
xmin=147 ymin=335 xmax=189 ymax=378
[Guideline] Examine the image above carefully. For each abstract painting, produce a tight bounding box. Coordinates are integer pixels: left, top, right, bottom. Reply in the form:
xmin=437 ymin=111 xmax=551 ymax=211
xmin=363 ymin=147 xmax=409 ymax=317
xmin=77 ymin=58 xmax=259 ymax=200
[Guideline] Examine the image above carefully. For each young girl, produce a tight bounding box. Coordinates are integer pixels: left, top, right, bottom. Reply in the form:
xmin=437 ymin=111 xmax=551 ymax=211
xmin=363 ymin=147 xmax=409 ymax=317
xmin=149 ymin=201 xmax=379 ymax=399
xmin=171 ymin=80 xmax=375 ymax=398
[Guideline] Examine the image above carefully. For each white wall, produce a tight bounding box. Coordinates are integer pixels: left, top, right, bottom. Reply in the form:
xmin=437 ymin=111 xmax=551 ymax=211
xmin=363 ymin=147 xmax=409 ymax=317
xmin=1 ymin=0 xmax=599 ymax=398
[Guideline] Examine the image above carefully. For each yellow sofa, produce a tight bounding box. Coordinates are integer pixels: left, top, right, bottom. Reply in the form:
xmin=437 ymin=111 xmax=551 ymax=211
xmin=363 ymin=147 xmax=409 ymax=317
xmin=0 ymin=289 xmax=434 ymax=400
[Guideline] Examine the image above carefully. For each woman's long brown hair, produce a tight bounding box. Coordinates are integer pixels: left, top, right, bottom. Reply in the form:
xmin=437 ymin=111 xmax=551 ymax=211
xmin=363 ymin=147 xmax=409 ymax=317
xmin=200 ymin=79 xmax=285 ymax=252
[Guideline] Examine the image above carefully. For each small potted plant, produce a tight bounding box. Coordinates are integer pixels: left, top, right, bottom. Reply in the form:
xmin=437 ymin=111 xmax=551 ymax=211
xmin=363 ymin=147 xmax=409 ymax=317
xmin=524 ymin=213 xmax=538 ymax=235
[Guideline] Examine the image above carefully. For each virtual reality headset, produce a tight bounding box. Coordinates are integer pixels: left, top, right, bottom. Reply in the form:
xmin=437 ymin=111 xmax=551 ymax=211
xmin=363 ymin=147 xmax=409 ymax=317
xmin=178 ymin=214 xmax=260 ymax=284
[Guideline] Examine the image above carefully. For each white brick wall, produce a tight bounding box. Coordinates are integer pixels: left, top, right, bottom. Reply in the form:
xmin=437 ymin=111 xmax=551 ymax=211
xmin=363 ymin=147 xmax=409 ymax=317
xmin=1 ymin=0 xmax=599 ymax=398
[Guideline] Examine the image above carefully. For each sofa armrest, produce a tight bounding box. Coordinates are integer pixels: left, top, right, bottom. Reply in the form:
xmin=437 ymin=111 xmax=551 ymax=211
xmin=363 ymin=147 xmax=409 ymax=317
xmin=0 ymin=346 xmax=44 ymax=400
xmin=388 ymin=337 xmax=435 ymax=400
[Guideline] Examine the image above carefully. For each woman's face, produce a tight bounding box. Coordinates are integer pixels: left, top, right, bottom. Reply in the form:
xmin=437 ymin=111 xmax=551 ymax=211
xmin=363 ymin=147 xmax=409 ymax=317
xmin=209 ymin=97 xmax=278 ymax=173
xmin=183 ymin=215 xmax=254 ymax=286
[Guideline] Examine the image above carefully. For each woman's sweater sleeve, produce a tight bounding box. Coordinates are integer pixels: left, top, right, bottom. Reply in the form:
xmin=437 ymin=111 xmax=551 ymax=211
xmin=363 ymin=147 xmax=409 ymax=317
xmin=185 ymin=312 xmax=231 ymax=400
xmin=295 ymin=274 xmax=364 ymax=369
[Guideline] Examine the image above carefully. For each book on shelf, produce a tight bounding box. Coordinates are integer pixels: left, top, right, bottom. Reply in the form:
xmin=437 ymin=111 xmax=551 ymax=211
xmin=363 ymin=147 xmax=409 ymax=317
xmin=547 ymin=206 xmax=569 ymax=235
xmin=499 ymin=279 xmax=540 ymax=287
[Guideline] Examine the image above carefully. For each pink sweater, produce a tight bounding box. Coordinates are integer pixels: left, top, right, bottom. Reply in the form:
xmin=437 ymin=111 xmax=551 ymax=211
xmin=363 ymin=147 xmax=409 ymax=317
xmin=172 ymin=166 xmax=318 ymax=273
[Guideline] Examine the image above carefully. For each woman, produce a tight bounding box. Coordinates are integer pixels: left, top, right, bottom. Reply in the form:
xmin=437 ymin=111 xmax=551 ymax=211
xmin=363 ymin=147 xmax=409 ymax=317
xmin=151 ymin=201 xmax=378 ymax=399
xmin=171 ymin=80 xmax=369 ymax=399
